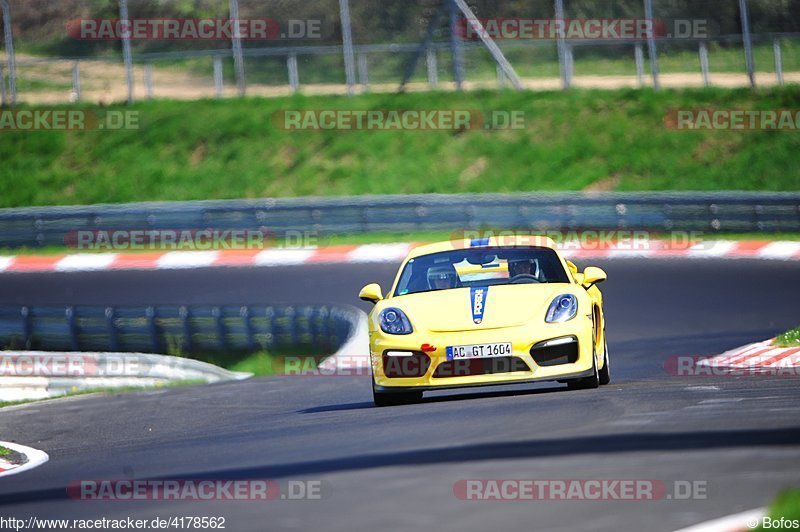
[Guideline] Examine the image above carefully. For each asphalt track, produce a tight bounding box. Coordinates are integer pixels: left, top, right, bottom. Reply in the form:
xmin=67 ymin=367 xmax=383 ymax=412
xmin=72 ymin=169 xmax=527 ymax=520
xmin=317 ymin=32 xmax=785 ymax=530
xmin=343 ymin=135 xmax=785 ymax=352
xmin=0 ymin=258 xmax=799 ymax=532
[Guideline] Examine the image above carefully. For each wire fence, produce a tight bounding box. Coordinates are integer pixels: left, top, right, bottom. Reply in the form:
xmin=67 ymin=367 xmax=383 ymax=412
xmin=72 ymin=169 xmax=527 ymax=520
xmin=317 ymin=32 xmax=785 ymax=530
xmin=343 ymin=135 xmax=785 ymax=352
xmin=2 ymin=0 xmax=799 ymax=105
xmin=0 ymin=192 xmax=798 ymax=249
xmin=0 ymin=304 xmax=359 ymax=356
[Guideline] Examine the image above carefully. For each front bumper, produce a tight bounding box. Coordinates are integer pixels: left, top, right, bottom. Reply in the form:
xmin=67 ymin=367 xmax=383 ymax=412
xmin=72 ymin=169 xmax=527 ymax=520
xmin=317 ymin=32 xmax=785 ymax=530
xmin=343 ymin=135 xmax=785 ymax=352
xmin=370 ymin=317 xmax=596 ymax=391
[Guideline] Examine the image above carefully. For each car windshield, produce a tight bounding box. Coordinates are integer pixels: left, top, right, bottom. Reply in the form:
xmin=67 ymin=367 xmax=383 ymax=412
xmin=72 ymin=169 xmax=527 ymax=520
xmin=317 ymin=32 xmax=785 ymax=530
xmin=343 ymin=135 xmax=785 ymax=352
xmin=393 ymin=246 xmax=570 ymax=296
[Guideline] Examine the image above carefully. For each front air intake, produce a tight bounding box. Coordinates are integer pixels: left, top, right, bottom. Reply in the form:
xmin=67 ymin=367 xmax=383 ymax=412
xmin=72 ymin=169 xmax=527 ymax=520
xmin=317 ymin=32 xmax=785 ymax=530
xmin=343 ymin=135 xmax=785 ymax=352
xmin=530 ymin=336 xmax=579 ymax=366
xmin=432 ymin=356 xmax=530 ymax=378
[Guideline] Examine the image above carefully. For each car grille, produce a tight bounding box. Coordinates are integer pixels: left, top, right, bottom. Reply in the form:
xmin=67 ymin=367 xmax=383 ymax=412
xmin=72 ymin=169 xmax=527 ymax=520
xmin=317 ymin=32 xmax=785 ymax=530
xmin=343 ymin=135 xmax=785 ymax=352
xmin=432 ymin=356 xmax=530 ymax=378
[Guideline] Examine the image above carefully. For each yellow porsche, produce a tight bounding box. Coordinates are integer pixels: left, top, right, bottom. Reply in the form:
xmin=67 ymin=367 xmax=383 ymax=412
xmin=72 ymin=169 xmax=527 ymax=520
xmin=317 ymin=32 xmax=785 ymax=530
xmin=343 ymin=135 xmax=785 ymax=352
xmin=359 ymin=235 xmax=609 ymax=406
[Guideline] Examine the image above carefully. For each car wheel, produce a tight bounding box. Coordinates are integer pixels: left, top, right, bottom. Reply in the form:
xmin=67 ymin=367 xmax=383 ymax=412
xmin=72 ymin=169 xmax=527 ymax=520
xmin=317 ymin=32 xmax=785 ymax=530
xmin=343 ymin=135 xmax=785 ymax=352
xmin=372 ymin=383 xmax=423 ymax=407
xmin=567 ymin=343 xmax=600 ymax=390
xmin=598 ymin=336 xmax=611 ymax=386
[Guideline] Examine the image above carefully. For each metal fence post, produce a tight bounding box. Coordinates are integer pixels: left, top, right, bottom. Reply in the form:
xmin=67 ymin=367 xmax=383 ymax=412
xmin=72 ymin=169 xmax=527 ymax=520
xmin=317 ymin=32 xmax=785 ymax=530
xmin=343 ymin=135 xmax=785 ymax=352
xmin=0 ymin=64 xmax=6 ymax=106
xmin=699 ymin=41 xmax=710 ymax=87
xmin=338 ymin=0 xmax=356 ymax=95
xmin=146 ymin=306 xmax=159 ymax=353
xmin=213 ymin=55 xmax=223 ymax=98
xmin=738 ymin=0 xmax=755 ymax=88
xmin=118 ymin=0 xmax=134 ymax=103
xmin=66 ymin=307 xmax=79 ymax=351
xmin=105 ymin=307 xmax=119 ymax=352
xmin=634 ymin=43 xmax=645 ymax=87
xmin=565 ymin=43 xmax=574 ymax=87
xmin=453 ymin=0 xmax=522 ymax=90
xmin=240 ymin=306 xmax=255 ymax=351
xmin=212 ymin=307 xmax=227 ymax=350
xmin=357 ymin=52 xmax=369 ymax=90
xmin=448 ymin=0 xmax=464 ymax=91
xmin=144 ymin=63 xmax=153 ymax=99
xmin=264 ymin=307 xmax=275 ymax=349
xmin=554 ymin=0 xmax=568 ymax=90
xmin=21 ymin=306 xmax=31 ymax=349
xmin=71 ymin=61 xmax=81 ymax=102
xmin=179 ymin=306 xmax=192 ymax=352
xmin=1 ymin=0 xmax=17 ymax=106
xmin=426 ymin=48 xmax=438 ymax=88
xmin=643 ymin=0 xmax=660 ymax=90
xmin=287 ymin=52 xmax=299 ymax=93
xmin=229 ymin=0 xmax=246 ymax=96
xmin=774 ymin=38 xmax=784 ymax=86
xmin=496 ymin=63 xmax=506 ymax=88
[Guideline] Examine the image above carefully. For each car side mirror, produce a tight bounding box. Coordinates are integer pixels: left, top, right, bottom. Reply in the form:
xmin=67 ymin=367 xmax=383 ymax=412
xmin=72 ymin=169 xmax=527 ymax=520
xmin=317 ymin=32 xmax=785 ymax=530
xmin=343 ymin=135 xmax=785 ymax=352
xmin=581 ymin=266 xmax=607 ymax=289
xmin=359 ymin=283 xmax=384 ymax=303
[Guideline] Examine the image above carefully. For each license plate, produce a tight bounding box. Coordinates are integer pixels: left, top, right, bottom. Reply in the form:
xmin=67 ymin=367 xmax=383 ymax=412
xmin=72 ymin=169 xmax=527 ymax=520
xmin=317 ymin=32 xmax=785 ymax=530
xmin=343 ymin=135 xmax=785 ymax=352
xmin=446 ymin=342 xmax=512 ymax=360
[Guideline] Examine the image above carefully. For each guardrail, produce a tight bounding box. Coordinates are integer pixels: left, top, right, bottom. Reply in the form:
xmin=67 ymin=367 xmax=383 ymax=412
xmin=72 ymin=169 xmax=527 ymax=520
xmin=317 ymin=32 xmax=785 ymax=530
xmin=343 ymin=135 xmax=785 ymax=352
xmin=0 ymin=304 xmax=359 ymax=356
xmin=0 ymin=192 xmax=798 ymax=249
xmin=0 ymin=351 xmax=252 ymax=402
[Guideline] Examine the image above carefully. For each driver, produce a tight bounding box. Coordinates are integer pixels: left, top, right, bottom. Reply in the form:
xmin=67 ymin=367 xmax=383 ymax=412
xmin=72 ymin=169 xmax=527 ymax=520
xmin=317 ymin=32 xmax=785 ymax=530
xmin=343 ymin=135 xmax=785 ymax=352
xmin=427 ymin=265 xmax=459 ymax=290
xmin=508 ymin=258 xmax=538 ymax=279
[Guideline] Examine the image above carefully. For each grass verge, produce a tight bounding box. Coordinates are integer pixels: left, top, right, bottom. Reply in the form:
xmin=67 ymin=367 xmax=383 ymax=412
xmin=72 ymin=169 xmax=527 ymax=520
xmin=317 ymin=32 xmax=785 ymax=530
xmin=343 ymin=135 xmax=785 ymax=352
xmin=775 ymin=326 xmax=800 ymax=348
xmin=0 ymin=446 xmax=10 ymax=457
xmin=2 ymin=87 xmax=800 ymax=209
xmin=755 ymin=489 xmax=800 ymax=531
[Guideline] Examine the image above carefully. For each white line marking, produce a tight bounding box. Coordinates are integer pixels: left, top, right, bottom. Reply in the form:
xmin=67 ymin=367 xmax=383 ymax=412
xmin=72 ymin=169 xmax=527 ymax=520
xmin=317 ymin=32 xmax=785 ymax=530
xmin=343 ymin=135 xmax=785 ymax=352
xmin=347 ymin=243 xmax=412 ymax=263
xmin=0 ymin=441 xmax=49 ymax=478
xmin=686 ymin=241 xmax=738 ymax=258
xmin=672 ymin=507 xmax=766 ymax=532
xmin=156 ymin=251 xmax=220 ymax=269
xmin=606 ymin=248 xmax=656 ymax=259
xmin=55 ymin=253 xmax=117 ymax=272
xmin=253 ymin=248 xmax=316 ymax=266
xmin=757 ymin=241 xmax=800 ymax=259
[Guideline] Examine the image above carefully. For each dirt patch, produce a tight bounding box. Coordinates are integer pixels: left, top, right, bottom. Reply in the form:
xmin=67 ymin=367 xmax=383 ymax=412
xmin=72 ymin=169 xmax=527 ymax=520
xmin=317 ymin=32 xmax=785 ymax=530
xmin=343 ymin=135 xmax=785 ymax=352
xmin=9 ymin=54 xmax=799 ymax=105
xmin=583 ymin=175 xmax=621 ymax=192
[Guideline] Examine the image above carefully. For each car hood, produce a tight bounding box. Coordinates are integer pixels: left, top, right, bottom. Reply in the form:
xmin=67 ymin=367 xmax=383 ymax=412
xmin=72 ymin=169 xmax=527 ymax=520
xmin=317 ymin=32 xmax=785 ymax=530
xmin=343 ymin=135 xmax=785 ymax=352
xmin=390 ymin=283 xmax=573 ymax=332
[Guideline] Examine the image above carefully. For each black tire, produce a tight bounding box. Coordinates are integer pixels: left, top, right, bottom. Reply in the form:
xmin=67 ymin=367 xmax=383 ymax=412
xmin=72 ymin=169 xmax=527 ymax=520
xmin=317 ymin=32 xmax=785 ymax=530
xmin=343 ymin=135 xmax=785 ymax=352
xmin=598 ymin=336 xmax=611 ymax=386
xmin=567 ymin=345 xmax=600 ymax=390
xmin=372 ymin=383 xmax=422 ymax=407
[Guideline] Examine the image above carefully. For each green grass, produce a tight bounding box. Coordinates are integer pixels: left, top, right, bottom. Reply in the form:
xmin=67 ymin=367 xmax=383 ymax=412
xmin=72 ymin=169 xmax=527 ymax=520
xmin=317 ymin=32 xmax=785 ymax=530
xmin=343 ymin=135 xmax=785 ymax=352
xmin=0 ymin=446 xmax=10 ymax=457
xmin=775 ymin=326 xmax=800 ymax=347
xmin=755 ymin=489 xmax=800 ymax=531
xmin=2 ymin=86 xmax=800 ymax=209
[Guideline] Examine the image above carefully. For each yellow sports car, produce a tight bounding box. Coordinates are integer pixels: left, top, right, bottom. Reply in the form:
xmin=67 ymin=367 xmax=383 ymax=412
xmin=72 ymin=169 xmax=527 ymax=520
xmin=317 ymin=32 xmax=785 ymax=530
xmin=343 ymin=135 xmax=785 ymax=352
xmin=359 ymin=235 xmax=609 ymax=406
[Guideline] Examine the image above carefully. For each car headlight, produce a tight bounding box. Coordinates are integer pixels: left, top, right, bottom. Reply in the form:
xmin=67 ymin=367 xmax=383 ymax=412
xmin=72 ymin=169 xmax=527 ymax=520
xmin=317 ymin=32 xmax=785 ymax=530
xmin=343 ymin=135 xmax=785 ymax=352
xmin=379 ymin=308 xmax=413 ymax=335
xmin=545 ymin=294 xmax=578 ymax=323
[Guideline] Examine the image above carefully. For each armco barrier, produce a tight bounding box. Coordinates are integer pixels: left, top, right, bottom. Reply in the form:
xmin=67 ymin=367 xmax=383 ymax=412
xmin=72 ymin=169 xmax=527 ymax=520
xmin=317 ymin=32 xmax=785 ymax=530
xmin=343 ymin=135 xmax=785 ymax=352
xmin=0 ymin=305 xmax=360 ymax=357
xmin=0 ymin=192 xmax=798 ymax=248
xmin=0 ymin=351 xmax=252 ymax=402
